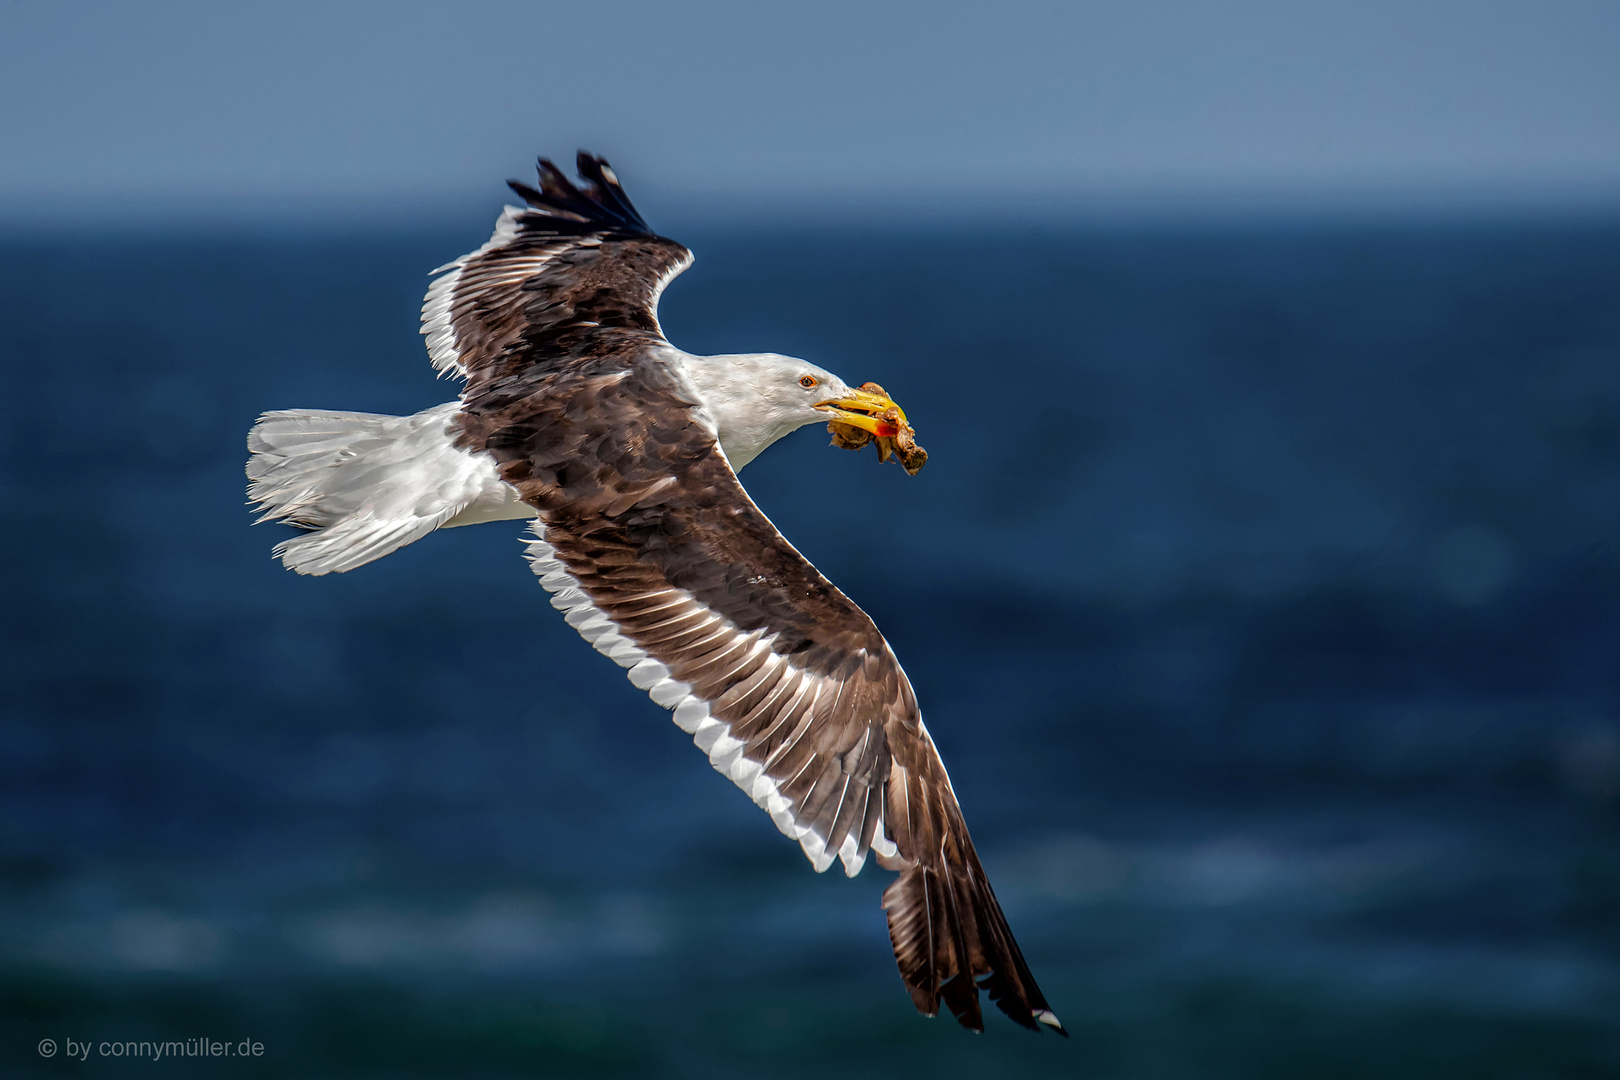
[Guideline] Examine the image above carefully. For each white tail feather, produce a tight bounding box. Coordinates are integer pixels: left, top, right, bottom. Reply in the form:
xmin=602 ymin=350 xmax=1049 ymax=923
xmin=246 ymin=402 xmax=531 ymax=575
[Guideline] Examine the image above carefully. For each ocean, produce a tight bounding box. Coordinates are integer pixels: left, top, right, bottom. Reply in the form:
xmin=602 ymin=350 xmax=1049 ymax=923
xmin=2 ymin=217 xmax=1617 ymax=1077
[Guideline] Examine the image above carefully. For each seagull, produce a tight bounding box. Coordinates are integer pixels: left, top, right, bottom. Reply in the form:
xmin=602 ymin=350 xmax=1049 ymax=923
xmin=246 ymin=153 xmax=1061 ymax=1034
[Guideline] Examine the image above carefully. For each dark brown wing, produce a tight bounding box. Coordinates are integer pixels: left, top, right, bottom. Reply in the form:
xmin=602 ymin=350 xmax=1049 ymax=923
xmin=883 ymin=728 xmax=1062 ymax=1033
xmin=453 ymin=357 xmax=1061 ymax=1034
xmin=421 ymin=152 xmax=692 ymax=382
xmin=436 ymin=154 xmax=1061 ymax=1033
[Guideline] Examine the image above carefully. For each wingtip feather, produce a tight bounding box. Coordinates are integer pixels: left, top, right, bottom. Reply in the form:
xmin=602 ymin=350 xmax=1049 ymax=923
xmin=1035 ymin=1009 xmax=1068 ymax=1036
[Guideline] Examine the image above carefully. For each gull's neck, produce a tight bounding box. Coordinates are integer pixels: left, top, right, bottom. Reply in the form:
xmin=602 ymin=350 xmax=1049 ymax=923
xmin=673 ymin=351 xmax=810 ymax=471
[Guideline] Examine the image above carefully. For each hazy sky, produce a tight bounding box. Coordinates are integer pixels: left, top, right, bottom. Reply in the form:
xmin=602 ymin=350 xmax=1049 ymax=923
xmin=3 ymin=0 xmax=1618 ymax=218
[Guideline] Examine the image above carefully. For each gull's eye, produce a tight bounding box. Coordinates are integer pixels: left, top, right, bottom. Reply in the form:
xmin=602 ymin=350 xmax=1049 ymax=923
xmin=799 ymin=375 xmax=819 ymax=389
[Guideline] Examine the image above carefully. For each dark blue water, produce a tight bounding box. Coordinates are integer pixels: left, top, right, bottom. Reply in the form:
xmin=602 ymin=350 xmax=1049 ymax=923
xmin=2 ymin=220 xmax=1618 ymax=1078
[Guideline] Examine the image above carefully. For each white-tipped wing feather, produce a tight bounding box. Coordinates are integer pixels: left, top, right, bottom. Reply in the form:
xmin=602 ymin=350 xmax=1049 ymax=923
xmin=523 ymin=525 xmax=898 ymax=876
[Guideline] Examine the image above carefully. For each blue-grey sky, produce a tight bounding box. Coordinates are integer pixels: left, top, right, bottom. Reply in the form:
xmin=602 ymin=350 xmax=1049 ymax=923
xmin=3 ymin=0 xmax=1618 ymax=219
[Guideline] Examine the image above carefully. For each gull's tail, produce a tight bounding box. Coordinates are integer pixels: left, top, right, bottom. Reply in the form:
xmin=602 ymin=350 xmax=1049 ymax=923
xmin=246 ymin=402 xmax=529 ymax=576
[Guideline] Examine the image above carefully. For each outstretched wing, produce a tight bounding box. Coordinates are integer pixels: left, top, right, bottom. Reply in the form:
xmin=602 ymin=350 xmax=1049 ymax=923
xmin=453 ymin=352 xmax=1061 ymax=1035
xmin=421 ymin=152 xmax=693 ymax=382
xmin=436 ymin=153 xmax=1060 ymax=1033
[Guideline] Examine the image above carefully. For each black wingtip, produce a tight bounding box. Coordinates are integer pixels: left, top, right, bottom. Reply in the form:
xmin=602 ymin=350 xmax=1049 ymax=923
xmin=498 ymin=151 xmax=656 ymax=237
xmin=884 ymin=831 xmax=1062 ymax=1038
xmin=506 ymin=179 xmax=544 ymax=203
xmin=573 ymin=151 xmax=651 ymax=233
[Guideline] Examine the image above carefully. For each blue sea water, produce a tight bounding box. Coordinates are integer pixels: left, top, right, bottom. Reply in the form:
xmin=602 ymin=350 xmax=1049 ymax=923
xmin=1 ymin=218 xmax=1618 ymax=1077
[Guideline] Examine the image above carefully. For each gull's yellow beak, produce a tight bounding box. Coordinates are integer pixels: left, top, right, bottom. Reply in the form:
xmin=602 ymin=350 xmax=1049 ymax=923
xmin=814 ymin=383 xmax=907 ymax=437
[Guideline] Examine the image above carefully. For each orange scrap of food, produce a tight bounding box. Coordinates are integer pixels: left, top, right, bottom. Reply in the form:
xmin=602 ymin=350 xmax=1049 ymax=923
xmin=827 ymin=382 xmax=928 ymax=475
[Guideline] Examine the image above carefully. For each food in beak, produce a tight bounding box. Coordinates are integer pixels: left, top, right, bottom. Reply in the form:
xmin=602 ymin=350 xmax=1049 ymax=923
xmin=822 ymin=382 xmax=928 ymax=475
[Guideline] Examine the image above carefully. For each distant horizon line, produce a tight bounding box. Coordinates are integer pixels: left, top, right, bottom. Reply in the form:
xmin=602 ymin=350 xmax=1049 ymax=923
xmin=4 ymin=179 xmax=1619 ymax=235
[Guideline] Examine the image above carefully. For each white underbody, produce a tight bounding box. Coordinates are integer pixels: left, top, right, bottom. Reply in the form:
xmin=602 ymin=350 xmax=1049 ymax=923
xmin=246 ymin=349 xmax=847 ymax=575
